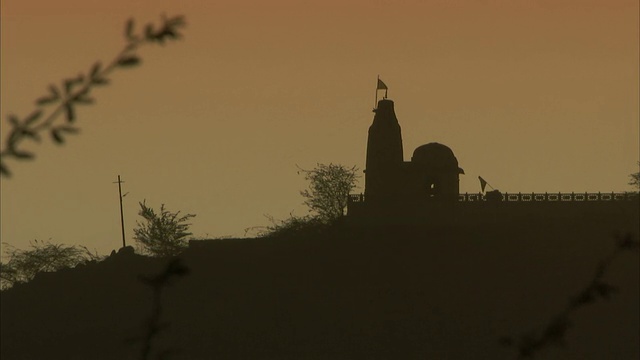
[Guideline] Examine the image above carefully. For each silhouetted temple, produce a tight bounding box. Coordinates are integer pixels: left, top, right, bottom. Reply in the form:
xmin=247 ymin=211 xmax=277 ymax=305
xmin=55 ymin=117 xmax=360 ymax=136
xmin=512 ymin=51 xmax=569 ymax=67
xmin=364 ymin=99 xmax=464 ymax=204
xmin=348 ymin=97 xmax=639 ymax=223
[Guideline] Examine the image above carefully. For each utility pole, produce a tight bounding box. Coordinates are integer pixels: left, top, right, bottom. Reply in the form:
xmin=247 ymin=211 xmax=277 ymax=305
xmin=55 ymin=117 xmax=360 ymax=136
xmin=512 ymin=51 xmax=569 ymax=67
xmin=113 ymin=175 xmax=126 ymax=248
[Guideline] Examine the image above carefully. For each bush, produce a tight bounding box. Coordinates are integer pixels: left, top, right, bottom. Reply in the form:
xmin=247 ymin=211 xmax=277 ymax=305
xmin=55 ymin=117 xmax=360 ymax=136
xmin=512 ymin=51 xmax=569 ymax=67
xmin=257 ymin=214 xmax=329 ymax=238
xmin=0 ymin=239 xmax=102 ymax=289
xmin=133 ymin=201 xmax=196 ymax=257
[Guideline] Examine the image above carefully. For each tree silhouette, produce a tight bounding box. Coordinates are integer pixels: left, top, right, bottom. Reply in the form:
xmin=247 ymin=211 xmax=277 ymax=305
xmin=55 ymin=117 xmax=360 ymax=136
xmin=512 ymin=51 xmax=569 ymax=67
xmin=0 ymin=14 xmax=186 ymax=177
xmin=299 ymin=163 xmax=359 ymax=222
xmin=133 ymin=201 xmax=196 ymax=257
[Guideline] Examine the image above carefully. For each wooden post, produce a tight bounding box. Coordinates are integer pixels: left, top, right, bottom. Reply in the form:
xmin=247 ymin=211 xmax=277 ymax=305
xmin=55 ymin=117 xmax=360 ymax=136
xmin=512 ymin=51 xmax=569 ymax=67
xmin=113 ymin=175 xmax=126 ymax=248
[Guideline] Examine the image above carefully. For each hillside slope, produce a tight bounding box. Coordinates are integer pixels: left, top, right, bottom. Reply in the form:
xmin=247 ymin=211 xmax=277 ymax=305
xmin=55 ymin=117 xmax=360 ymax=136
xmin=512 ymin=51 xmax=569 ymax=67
xmin=1 ymin=210 xmax=638 ymax=360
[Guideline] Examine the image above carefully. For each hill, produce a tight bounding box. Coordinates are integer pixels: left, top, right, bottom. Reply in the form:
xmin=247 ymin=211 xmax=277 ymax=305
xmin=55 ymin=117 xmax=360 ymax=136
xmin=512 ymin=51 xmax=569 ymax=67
xmin=1 ymin=205 xmax=638 ymax=360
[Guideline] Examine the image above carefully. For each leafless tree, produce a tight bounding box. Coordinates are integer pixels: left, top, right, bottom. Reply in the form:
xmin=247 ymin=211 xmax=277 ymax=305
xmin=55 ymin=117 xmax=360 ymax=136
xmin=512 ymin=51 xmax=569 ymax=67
xmin=299 ymin=163 xmax=359 ymax=222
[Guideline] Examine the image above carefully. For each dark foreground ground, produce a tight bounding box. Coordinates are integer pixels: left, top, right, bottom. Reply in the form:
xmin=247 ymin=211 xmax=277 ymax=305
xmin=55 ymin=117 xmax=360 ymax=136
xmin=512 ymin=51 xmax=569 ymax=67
xmin=1 ymin=205 xmax=638 ymax=360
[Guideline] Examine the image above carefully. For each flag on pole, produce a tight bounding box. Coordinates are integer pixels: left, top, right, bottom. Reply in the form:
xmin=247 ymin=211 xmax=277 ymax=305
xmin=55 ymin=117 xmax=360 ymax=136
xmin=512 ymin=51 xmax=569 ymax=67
xmin=479 ymin=176 xmax=488 ymax=193
xmin=374 ymin=77 xmax=389 ymax=108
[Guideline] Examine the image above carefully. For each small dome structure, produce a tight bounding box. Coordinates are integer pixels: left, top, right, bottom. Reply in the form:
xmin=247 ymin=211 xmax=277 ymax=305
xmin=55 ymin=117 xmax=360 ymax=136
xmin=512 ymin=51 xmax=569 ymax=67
xmin=409 ymin=142 xmax=464 ymax=200
xmin=411 ymin=143 xmax=464 ymax=174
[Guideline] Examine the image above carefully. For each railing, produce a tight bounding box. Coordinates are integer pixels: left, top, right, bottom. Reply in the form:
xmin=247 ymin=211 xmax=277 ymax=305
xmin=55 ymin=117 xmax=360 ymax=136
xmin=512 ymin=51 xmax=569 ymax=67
xmin=459 ymin=192 xmax=638 ymax=202
xmin=348 ymin=192 xmax=639 ymax=203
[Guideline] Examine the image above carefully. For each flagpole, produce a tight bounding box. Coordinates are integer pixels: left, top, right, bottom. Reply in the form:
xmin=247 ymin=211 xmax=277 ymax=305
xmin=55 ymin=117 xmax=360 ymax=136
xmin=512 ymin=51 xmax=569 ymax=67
xmin=479 ymin=176 xmax=494 ymax=193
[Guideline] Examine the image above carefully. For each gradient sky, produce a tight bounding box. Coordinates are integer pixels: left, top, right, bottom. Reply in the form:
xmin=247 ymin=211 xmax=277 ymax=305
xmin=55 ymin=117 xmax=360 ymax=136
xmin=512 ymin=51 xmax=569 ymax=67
xmin=2 ymin=0 xmax=638 ymax=256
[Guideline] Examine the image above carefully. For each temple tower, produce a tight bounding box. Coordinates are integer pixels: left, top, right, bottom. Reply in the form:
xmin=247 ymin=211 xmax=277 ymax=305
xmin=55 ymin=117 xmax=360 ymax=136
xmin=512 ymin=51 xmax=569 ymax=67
xmin=364 ymin=99 xmax=404 ymax=203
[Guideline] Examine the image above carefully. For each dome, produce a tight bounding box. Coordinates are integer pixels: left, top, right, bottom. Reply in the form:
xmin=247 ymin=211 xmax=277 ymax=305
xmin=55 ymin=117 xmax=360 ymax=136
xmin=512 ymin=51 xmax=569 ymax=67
xmin=411 ymin=143 xmax=464 ymax=174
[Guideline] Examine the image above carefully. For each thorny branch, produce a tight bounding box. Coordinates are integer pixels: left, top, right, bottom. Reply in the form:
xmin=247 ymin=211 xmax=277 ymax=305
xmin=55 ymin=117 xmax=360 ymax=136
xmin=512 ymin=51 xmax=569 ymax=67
xmin=0 ymin=14 xmax=186 ymax=177
xmin=499 ymin=233 xmax=639 ymax=358
xmin=123 ymin=258 xmax=189 ymax=360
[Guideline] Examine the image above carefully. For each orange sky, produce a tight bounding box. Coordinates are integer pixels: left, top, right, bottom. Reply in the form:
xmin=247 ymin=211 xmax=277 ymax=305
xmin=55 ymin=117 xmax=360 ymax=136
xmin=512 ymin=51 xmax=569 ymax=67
xmin=2 ymin=0 xmax=638 ymax=255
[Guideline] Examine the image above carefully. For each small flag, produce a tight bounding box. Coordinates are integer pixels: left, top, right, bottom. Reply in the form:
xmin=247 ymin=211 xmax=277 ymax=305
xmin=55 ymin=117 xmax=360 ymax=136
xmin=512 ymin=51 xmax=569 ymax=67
xmin=377 ymin=79 xmax=388 ymax=90
xmin=479 ymin=176 xmax=488 ymax=193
